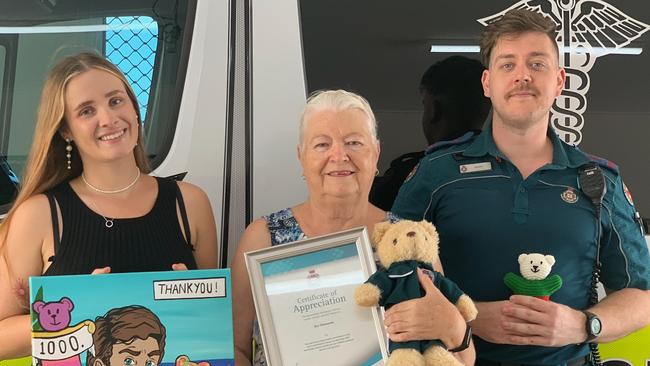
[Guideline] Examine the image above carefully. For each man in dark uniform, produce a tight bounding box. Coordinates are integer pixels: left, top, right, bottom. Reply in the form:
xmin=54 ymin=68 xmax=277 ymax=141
xmin=369 ymin=56 xmax=491 ymax=211
xmin=392 ymin=9 xmax=650 ymax=366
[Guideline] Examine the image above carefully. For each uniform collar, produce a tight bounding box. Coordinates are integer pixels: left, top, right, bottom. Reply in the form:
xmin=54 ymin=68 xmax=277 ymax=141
xmin=463 ymin=119 xmax=589 ymax=169
xmin=387 ymin=260 xmax=427 ymax=273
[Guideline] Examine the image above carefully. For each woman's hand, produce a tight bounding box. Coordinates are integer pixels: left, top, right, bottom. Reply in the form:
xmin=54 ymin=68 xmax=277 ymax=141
xmin=172 ymin=263 xmax=188 ymax=271
xmin=91 ymin=266 xmax=111 ymax=275
xmin=90 ymin=263 xmax=188 ymax=274
xmin=383 ymin=268 xmax=466 ymax=349
xmin=90 ymin=263 xmax=189 ymax=274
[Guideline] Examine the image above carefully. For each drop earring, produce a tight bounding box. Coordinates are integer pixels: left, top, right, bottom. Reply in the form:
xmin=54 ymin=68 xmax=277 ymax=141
xmin=135 ymin=115 xmax=141 ymax=147
xmin=65 ymin=138 xmax=73 ymax=170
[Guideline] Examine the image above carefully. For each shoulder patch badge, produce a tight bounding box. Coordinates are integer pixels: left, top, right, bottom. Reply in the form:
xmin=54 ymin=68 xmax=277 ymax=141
xmin=623 ymin=182 xmax=635 ymax=206
xmin=561 ymin=188 xmax=578 ymax=204
xmin=405 ymin=163 xmax=419 ymax=182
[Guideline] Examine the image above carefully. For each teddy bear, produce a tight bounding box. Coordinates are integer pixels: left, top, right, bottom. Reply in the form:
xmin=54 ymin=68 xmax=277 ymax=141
xmin=32 ymin=297 xmax=75 ymax=332
xmin=354 ymin=219 xmax=477 ymax=366
xmin=503 ymin=253 xmax=563 ymax=301
xmin=32 ymin=297 xmax=82 ymax=366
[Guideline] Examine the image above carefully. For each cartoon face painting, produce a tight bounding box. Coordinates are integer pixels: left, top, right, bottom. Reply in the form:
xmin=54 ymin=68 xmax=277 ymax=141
xmin=88 ymin=306 xmax=167 ymax=366
xmin=109 ymin=337 xmax=162 ymax=366
xmin=29 ymin=270 xmax=234 ymax=366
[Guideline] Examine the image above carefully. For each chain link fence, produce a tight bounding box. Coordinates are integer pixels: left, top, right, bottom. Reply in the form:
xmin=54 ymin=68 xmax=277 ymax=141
xmin=105 ymin=16 xmax=159 ymax=121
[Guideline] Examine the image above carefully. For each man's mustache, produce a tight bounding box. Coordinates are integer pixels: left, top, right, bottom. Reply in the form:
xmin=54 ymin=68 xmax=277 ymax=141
xmin=507 ymin=86 xmax=538 ymax=97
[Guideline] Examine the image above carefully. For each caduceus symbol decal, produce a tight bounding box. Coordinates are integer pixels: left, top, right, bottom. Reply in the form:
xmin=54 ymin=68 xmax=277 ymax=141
xmin=478 ymin=0 xmax=650 ymax=145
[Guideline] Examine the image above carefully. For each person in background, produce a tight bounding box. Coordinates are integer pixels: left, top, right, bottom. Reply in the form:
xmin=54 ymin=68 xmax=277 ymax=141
xmin=0 ymin=52 xmax=218 ymax=359
xmin=393 ymin=9 xmax=650 ymax=366
xmin=370 ymin=55 xmax=491 ymax=210
xmin=231 ymin=89 xmax=475 ymax=366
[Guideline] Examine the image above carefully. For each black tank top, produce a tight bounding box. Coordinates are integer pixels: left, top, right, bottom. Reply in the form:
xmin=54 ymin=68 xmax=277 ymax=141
xmin=43 ymin=177 xmax=198 ymax=276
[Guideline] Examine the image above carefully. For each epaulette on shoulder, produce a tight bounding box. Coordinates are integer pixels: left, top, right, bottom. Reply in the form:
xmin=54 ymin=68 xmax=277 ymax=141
xmin=586 ymin=153 xmax=619 ymax=173
xmin=425 ymin=131 xmax=476 ymax=155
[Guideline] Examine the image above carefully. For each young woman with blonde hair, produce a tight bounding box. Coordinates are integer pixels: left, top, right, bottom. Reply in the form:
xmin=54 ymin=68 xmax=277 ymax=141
xmin=0 ymin=52 xmax=218 ymax=358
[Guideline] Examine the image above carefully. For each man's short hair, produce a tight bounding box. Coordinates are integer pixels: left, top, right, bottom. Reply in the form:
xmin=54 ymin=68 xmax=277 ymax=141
xmin=479 ymin=9 xmax=559 ymax=68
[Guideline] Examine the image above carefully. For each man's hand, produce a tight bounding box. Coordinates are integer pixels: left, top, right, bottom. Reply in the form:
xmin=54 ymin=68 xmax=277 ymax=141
xmin=501 ymin=295 xmax=586 ymax=346
xmin=472 ymin=300 xmax=512 ymax=344
xmin=383 ymin=269 xmax=465 ymax=349
xmin=473 ymin=297 xmax=586 ymax=346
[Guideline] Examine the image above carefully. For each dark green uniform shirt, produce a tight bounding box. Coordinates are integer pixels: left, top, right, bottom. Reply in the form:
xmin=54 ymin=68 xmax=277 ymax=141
xmin=392 ymin=122 xmax=650 ymax=364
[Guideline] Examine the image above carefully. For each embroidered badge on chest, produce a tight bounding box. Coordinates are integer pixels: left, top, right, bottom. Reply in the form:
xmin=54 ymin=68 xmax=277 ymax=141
xmin=459 ymin=162 xmax=492 ymax=174
xmin=561 ymin=188 xmax=578 ymax=204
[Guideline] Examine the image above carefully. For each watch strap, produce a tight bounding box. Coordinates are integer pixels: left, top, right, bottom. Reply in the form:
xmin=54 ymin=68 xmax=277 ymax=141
xmin=448 ymin=322 xmax=472 ymax=353
xmin=582 ymin=310 xmax=601 ymax=342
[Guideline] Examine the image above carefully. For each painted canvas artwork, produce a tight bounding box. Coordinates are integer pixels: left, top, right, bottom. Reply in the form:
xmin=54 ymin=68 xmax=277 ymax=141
xmin=28 ymin=269 xmax=233 ymax=366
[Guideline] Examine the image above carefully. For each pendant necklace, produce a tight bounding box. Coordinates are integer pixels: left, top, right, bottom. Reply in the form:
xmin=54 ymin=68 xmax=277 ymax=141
xmin=87 ymin=198 xmax=115 ymax=228
xmin=81 ymin=169 xmax=141 ymax=228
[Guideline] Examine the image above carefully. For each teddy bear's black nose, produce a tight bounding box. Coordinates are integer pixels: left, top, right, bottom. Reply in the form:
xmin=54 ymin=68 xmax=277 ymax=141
xmin=407 ymin=231 xmax=416 ymax=237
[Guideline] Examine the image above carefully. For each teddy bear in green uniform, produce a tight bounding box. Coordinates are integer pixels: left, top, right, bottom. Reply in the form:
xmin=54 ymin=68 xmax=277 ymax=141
xmin=355 ymin=220 xmax=477 ymax=366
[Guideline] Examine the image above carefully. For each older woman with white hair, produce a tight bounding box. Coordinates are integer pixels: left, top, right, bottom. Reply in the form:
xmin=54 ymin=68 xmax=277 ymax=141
xmin=231 ymin=89 xmax=474 ymax=365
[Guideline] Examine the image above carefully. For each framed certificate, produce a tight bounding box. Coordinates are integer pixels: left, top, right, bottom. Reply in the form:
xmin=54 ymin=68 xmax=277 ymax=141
xmin=245 ymin=227 xmax=388 ymax=366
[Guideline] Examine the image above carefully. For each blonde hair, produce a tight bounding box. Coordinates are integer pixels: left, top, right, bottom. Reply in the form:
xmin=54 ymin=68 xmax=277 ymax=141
xmin=299 ymin=89 xmax=378 ymax=147
xmin=0 ymin=52 xmax=150 ymax=250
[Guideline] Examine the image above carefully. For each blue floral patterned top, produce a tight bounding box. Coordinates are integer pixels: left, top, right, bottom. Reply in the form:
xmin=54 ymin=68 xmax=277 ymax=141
xmin=251 ymin=207 xmax=400 ymax=365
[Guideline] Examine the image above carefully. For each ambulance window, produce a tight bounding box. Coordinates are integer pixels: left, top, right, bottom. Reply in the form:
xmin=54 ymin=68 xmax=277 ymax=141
xmin=105 ymin=16 xmax=158 ymax=121
xmin=0 ymin=0 xmax=195 ymax=211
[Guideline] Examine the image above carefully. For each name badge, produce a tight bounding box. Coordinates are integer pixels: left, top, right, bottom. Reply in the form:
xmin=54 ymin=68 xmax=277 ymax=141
xmin=459 ymin=162 xmax=492 ymax=174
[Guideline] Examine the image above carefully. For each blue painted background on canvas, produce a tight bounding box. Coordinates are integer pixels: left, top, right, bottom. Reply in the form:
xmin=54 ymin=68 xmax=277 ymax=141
xmin=29 ymin=269 xmax=233 ymax=366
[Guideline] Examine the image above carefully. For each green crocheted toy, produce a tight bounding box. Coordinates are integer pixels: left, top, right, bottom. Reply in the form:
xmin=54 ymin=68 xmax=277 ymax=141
xmin=504 ymin=253 xmax=562 ymax=301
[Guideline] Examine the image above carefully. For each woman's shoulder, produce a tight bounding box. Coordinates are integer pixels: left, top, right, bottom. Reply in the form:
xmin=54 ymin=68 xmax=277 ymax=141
xmin=368 ymin=204 xmax=401 ymax=224
xmin=238 ymin=206 xmax=299 ymax=251
xmin=170 ymin=179 xmax=208 ymax=199
xmin=262 ymin=207 xmax=294 ymax=224
xmin=167 ymin=178 xmax=211 ymax=210
xmin=238 ymin=218 xmax=272 ymax=253
xmin=262 ymin=207 xmax=306 ymax=245
xmin=12 ymin=194 xmax=51 ymax=221
xmin=4 ymin=194 xmax=52 ymax=251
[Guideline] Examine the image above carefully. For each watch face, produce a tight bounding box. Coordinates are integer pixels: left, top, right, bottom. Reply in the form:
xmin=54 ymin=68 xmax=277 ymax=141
xmin=589 ymin=318 xmax=602 ymax=335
